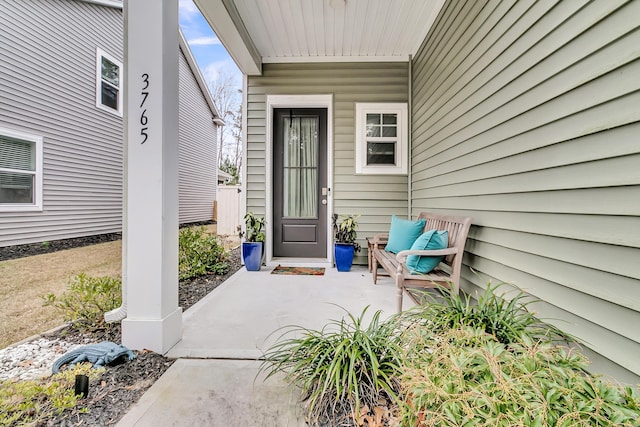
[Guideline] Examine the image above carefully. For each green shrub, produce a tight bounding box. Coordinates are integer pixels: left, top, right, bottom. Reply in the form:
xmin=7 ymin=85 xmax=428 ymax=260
xmin=402 ymin=283 xmax=570 ymax=345
xmin=0 ymin=364 xmax=103 ymax=426
xmin=260 ymin=307 xmax=401 ymax=426
xmin=43 ymin=273 xmax=121 ymax=330
xmin=178 ymin=226 xmax=229 ymax=281
xmin=398 ymin=327 xmax=640 ymax=427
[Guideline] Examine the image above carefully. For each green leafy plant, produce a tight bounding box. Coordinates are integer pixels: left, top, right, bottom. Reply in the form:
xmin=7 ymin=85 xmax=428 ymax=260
xmin=178 ymin=226 xmax=229 ymax=281
xmin=43 ymin=273 xmax=121 ymax=330
xmin=240 ymin=212 xmax=265 ymax=243
xmin=402 ymin=283 xmax=571 ymax=345
xmin=332 ymin=213 xmax=361 ymax=253
xmin=260 ymin=306 xmax=401 ymax=426
xmin=0 ymin=364 xmax=103 ymax=426
xmin=398 ymin=327 xmax=640 ymax=426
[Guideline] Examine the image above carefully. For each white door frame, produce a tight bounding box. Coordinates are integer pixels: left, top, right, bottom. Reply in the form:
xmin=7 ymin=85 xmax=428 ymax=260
xmin=265 ymin=94 xmax=333 ymax=267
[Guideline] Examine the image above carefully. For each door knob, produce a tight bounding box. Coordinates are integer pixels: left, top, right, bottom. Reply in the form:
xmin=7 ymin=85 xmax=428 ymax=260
xmin=321 ymin=199 xmax=327 ymax=205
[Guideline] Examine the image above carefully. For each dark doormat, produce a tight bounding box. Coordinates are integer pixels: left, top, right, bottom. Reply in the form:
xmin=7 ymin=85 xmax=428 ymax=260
xmin=270 ymin=265 xmax=325 ymax=276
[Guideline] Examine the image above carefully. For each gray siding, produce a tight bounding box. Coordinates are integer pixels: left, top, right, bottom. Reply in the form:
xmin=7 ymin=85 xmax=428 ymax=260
xmin=0 ymin=0 xmax=219 ymax=246
xmin=247 ymin=62 xmax=409 ymax=264
xmin=411 ymin=0 xmax=640 ymax=383
xmin=178 ymin=47 xmax=217 ymax=224
xmin=0 ymin=0 xmax=124 ymax=246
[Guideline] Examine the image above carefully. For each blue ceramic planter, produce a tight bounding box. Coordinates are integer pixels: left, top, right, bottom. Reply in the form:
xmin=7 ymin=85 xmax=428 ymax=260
xmin=242 ymin=242 xmax=263 ymax=271
xmin=334 ymin=243 xmax=355 ymax=272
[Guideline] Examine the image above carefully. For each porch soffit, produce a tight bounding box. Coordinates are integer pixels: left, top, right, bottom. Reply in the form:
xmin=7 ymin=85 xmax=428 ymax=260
xmin=197 ymin=0 xmax=445 ymax=75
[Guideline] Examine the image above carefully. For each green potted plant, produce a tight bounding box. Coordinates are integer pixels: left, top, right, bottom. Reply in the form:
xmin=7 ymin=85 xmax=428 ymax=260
xmin=332 ymin=213 xmax=361 ymax=272
xmin=240 ymin=212 xmax=265 ymax=271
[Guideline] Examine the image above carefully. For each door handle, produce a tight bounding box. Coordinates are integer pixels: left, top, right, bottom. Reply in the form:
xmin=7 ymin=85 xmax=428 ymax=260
xmin=321 ymin=199 xmax=327 ymax=205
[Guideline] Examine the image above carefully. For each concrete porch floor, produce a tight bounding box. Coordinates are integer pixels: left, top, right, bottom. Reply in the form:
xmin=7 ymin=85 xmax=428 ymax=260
xmin=116 ymin=265 xmax=413 ymax=427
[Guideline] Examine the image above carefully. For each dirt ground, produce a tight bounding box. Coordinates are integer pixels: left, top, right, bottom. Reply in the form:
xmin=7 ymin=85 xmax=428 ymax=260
xmin=0 ymin=224 xmax=239 ymax=349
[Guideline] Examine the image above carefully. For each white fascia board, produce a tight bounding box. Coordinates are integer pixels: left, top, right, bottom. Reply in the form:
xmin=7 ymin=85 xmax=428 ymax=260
xmin=262 ymin=55 xmax=410 ymax=64
xmin=194 ymin=0 xmax=262 ymax=76
xmin=178 ymin=29 xmax=223 ymax=119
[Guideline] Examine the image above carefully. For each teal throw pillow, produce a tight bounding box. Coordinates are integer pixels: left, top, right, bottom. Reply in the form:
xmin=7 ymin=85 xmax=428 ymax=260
xmin=406 ymin=230 xmax=449 ymax=274
xmin=384 ymin=215 xmax=426 ymax=254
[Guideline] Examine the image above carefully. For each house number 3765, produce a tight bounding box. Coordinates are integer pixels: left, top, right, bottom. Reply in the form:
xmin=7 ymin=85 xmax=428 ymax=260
xmin=140 ymin=73 xmax=150 ymax=144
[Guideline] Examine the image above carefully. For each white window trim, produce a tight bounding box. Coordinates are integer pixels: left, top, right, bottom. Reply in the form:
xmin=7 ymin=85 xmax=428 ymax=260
xmin=0 ymin=127 xmax=43 ymax=212
xmin=95 ymin=48 xmax=123 ymax=116
xmin=355 ymin=102 xmax=408 ymax=175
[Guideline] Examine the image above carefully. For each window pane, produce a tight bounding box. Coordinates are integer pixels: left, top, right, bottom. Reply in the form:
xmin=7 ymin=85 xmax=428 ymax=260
xmin=366 ymin=125 xmax=380 ymax=137
xmin=283 ymin=168 xmax=317 ymax=218
xmin=366 ymin=114 xmax=380 ymax=125
xmin=283 ymin=116 xmax=318 ymax=219
xmin=367 ymin=142 xmax=396 ymax=165
xmin=0 ymin=171 xmax=34 ymax=203
xmin=382 ymin=126 xmax=397 ymax=137
xmin=101 ymin=57 xmax=119 ymax=86
xmin=0 ymin=136 xmax=34 ymax=171
xmin=101 ymin=83 xmax=119 ymax=110
xmin=283 ymin=117 xmax=318 ymax=168
xmin=383 ymin=114 xmax=397 ymax=125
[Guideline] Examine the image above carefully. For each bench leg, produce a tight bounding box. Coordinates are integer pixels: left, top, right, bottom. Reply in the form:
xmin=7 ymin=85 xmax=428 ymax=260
xmin=397 ymin=286 xmax=403 ymax=313
xmin=372 ymin=256 xmax=378 ymax=284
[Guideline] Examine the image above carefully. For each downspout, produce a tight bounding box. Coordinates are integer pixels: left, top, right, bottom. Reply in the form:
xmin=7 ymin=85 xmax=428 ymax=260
xmin=105 ymin=120 xmax=128 ymax=322
xmin=407 ymin=54 xmax=413 ymax=219
xmin=105 ymin=6 xmax=129 ymax=323
xmin=105 ymin=239 xmax=127 ymax=322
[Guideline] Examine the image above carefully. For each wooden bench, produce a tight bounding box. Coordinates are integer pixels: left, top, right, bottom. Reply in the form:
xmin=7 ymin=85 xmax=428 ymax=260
xmin=371 ymin=212 xmax=472 ymax=312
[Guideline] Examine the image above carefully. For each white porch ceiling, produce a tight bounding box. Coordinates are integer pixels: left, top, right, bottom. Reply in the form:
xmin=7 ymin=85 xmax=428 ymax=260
xmin=196 ymin=0 xmax=445 ymax=75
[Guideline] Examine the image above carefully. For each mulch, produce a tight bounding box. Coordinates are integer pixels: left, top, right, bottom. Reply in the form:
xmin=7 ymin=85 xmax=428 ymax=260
xmin=0 ymin=233 xmax=123 ymax=262
xmin=3 ymin=238 xmax=241 ymax=427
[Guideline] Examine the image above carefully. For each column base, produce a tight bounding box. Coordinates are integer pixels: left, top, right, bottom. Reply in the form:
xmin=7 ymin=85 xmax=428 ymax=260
xmin=122 ymin=307 xmax=183 ymax=354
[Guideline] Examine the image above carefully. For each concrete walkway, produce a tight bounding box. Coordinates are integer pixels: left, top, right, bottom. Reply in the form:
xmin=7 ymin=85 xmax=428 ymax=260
xmin=117 ymin=265 xmax=412 ymax=427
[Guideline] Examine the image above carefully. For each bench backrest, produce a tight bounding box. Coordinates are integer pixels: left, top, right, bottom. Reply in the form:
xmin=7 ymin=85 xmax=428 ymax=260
xmin=417 ymin=212 xmax=472 ymax=266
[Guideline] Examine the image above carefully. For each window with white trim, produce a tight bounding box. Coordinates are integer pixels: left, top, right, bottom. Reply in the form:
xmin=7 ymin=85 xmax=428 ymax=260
xmin=96 ymin=48 xmax=123 ymax=116
xmin=0 ymin=128 xmax=43 ymax=211
xmin=355 ymin=103 xmax=408 ymax=175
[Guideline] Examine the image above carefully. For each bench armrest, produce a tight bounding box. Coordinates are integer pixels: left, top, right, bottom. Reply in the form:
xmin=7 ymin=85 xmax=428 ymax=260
xmin=396 ymin=247 xmax=458 ymax=263
xmin=369 ymin=233 xmax=388 ymax=249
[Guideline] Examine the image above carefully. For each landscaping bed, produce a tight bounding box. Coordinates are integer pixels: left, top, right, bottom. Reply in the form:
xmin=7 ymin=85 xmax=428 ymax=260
xmin=1 ymin=230 xmax=241 ymax=427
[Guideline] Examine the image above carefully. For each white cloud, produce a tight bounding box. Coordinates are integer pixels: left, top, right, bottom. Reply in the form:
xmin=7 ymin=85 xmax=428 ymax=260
xmin=203 ymin=60 xmax=242 ymax=91
xmin=179 ymin=0 xmax=199 ymax=22
xmin=188 ymin=36 xmax=222 ymax=46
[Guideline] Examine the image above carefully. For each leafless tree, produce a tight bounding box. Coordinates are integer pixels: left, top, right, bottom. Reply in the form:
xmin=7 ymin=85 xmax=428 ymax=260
xmin=208 ymin=70 xmax=241 ymax=168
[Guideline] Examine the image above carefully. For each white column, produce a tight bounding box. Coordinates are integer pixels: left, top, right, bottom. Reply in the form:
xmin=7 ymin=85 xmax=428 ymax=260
xmin=121 ymin=0 xmax=182 ymax=353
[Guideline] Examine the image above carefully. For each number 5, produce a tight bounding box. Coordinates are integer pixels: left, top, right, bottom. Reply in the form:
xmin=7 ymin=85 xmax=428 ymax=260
xmin=141 ymin=128 xmax=148 ymax=144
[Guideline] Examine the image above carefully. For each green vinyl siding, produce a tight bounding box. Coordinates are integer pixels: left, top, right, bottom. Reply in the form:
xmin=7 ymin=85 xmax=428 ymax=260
xmin=411 ymin=0 xmax=640 ymax=384
xmin=247 ymin=62 xmax=409 ymax=264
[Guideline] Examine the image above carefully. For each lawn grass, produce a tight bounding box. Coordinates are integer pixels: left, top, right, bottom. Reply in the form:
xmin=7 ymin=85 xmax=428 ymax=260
xmin=0 ymin=224 xmax=240 ymax=349
xmin=0 ymin=241 xmax=122 ymax=348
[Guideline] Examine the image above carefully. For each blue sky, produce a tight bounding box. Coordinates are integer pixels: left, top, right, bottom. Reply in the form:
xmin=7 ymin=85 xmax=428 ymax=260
xmin=178 ymin=0 xmax=242 ymax=90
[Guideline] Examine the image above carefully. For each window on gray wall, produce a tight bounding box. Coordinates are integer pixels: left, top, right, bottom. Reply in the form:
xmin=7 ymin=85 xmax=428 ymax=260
xmin=96 ymin=48 xmax=123 ymax=116
xmin=0 ymin=128 xmax=43 ymax=211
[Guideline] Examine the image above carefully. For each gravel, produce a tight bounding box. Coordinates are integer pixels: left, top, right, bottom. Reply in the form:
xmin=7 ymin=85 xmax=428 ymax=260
xmin=0 ymin=242 xmax=242 ymax=426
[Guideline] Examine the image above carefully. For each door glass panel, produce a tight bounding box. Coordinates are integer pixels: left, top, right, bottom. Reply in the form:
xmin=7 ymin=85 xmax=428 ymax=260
xmin=283 ymin=116 xmax=318 ymax=218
